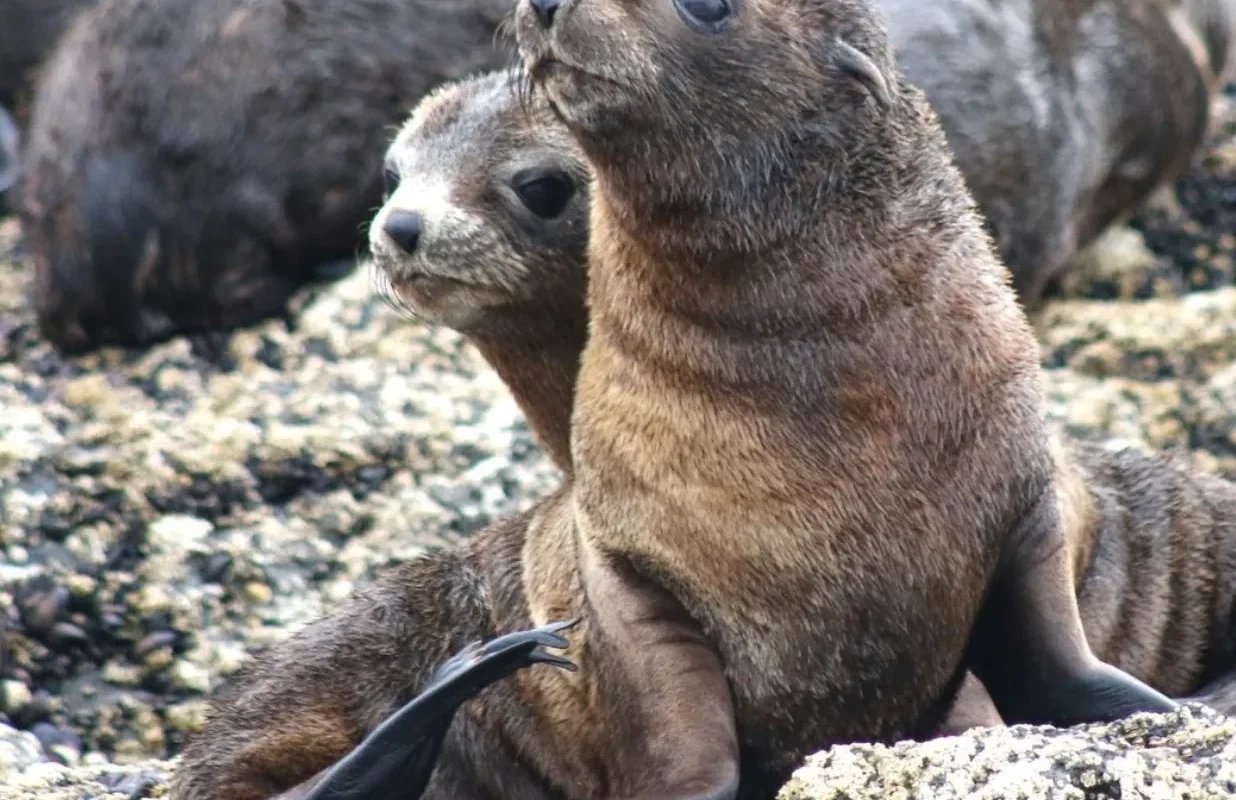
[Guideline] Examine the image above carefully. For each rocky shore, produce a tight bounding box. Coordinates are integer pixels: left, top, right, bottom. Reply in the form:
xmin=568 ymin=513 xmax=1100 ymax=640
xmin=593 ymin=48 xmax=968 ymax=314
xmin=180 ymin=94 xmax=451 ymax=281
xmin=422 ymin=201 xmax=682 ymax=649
xmin=1 ymin=91 xmax=1235 ymax=800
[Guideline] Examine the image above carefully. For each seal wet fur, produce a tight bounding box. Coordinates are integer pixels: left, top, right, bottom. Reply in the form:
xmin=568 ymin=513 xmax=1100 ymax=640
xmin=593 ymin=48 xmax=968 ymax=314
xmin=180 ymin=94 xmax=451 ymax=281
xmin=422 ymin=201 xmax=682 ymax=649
xmin=19 ymin=0 xmax=515 ymax=353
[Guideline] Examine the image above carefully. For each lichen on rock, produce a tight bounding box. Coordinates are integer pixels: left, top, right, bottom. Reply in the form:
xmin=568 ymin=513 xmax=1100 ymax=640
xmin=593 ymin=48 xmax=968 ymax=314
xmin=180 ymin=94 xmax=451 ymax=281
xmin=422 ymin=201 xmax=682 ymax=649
xmin=779 ymin=704 xmax=1236 ymax=800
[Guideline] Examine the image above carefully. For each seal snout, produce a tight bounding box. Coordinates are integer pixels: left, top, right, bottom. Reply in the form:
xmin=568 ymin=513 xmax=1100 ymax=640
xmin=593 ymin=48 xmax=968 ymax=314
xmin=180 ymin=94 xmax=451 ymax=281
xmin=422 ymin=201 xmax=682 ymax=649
xmin=529 ymin=0 xmax=560 ymax=29
xmin=383 ymin=209 xmax=423 ymax=255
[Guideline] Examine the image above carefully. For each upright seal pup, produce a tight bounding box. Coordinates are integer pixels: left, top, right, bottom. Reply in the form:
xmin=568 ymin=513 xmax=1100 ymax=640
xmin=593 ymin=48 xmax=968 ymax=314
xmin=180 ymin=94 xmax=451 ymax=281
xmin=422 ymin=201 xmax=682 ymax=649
xmin=881 ymin=0 xmax=1236 ymax=305
xmin=369 ymin=70 xmax=1236 ymax=731
xmin=19 ymin=0 xmax=515 ymax=354
xmin=517 ymin=0 xmax=1173 ymax=783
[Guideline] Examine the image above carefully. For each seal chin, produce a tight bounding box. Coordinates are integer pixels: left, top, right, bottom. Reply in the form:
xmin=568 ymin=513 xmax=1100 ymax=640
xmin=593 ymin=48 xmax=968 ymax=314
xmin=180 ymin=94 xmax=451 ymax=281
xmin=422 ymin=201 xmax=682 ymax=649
xmin=392 ymin=272 xmax=502 ymax=330
xmin=393 ymin=271 xmax=465 ymax=311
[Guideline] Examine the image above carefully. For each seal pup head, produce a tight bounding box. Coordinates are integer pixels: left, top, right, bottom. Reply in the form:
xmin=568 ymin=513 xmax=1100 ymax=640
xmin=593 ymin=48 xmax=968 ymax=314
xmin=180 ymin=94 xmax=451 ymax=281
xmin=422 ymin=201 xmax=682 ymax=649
xmin=369 ymin=71 xmax=591 ymax=333
xmin=512 ymin=0 xmax=899 ymax=249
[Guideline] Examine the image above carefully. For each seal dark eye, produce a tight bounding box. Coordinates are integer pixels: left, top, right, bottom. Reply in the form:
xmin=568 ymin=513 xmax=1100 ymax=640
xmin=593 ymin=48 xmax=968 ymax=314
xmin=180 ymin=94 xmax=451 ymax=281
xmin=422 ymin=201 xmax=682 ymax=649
xmin=512 ymin=170 xmax=575 ymax=219
xmin=382 ymin=165 xmax=400 ymax=198
xmin=673 ymin=0 xmax=731 ymax=29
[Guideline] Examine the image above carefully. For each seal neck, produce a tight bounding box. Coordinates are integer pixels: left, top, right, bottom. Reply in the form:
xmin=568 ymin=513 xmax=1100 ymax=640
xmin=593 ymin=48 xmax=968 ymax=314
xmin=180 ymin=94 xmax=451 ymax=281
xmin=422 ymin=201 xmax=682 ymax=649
xmin=468 ymin=303 xmax=588 ymax=475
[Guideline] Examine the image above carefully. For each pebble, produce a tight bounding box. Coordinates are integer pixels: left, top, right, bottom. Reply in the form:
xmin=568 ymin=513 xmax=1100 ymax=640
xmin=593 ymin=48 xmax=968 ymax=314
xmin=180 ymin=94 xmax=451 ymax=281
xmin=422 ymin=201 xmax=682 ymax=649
xmin=169 ymin=660 xmax=212 ymax=695
xmin=0 ymin=682 xmax=31 ymax=716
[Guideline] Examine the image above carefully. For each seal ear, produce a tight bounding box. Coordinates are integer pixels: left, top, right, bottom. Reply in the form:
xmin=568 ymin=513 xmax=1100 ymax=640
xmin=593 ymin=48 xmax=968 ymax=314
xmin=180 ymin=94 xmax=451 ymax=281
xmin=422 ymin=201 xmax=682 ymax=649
xmin=831 ymin=38 xmax=892 ymax=112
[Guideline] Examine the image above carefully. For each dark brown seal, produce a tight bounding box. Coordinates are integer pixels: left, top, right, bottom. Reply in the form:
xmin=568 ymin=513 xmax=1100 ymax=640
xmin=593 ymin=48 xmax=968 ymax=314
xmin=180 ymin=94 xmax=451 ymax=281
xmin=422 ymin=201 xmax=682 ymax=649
xmin=511 ymin=0 xmax=1174 ymax=790
xmin=19 ymin=0 xmax=515 ymax=354
xmin=882 ymin=0 xmax=1235 ymax=305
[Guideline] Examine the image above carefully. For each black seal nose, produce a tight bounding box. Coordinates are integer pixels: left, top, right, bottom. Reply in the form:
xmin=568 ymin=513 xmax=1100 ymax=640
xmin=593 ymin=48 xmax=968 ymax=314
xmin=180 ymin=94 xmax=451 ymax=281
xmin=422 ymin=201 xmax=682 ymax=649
xmin=383 ymin=210 xmax=423 ymax=254
xmin=530 ymin=0 xmax=559 ymax=28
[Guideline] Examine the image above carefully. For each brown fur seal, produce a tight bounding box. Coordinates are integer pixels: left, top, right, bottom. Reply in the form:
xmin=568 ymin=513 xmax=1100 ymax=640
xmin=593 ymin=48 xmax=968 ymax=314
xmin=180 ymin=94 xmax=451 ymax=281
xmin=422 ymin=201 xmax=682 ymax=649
xmin=170 ymin=64 xmax=1235 ymax=800
xmin=372 ymin=69 xmax=1236 ymax=731
xmin=882 ymin=0 xmax=1236 ymax=305
xmin=19 ymin=0 xmax=515 ymax=354
xmin=517 ymin=0 xmax=1174 ymax=786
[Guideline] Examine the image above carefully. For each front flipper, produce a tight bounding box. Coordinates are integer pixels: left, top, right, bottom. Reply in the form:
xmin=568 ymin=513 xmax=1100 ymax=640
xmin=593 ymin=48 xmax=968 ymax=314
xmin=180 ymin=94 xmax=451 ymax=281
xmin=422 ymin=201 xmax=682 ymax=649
xmin=969 ymin=489 xmax=1177 ymax=727
xmin=578 ymin=538 xmax=740 ymax=800
xmin=275 ymin=620 xmax=579 ymax=800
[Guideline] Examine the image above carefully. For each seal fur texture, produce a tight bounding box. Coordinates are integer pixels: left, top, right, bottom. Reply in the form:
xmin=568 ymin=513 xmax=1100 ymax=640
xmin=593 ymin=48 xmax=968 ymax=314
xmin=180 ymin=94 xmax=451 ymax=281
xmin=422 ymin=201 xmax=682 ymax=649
xmin=170 ymin=67 xmax=1236 ymax=800
xmin=370 ymin=69 xmax=1236 ymax=728
xmin=882 ymin=0 xmax=1236 ymax=305
xmin=19 ymin=0 xmax=515 ymax=353
xmin=517 ymin=2 xmax=1177 ymax=790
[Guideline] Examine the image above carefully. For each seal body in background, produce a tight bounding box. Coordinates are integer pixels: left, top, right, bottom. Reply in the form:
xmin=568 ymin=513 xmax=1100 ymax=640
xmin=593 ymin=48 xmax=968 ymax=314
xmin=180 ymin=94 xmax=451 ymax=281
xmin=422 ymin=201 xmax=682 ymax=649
xmin=20 ymin=0 xmax=515 ymax=353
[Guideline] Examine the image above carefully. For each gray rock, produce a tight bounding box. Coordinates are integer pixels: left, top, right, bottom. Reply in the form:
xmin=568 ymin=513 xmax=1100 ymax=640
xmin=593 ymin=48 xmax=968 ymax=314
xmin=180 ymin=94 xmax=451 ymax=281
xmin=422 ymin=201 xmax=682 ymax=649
xmin=0 ymin=722 xmax=45 ymax=777
xmin=4 ymin=707 xmax=1235 ymax=798
xmin=0 ymin=758 xmax=169 ymax=799
xmin=779 ymin=704 xmax=1236 ymax=800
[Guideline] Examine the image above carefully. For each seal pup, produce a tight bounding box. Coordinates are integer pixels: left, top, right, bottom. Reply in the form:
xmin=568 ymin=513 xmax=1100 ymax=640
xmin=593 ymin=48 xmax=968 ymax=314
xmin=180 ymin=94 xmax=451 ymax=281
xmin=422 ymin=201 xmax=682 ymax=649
xmin=369 ymin=72 xmax=592 ymax=473
xmin=173 ymin=74 xmax=730 ymax=800
xmin=516 ymin=0 xmax=1174 ymax=783
xmin=881 ymin=0 xmax=1236 ymax=305
xmin=369 ymin=69 xmax=1236 ymax=734
xmin=171 ymin=54 xmax=1230 ymax=797
xmin=19 ymin=0 xmax=516 ymax=354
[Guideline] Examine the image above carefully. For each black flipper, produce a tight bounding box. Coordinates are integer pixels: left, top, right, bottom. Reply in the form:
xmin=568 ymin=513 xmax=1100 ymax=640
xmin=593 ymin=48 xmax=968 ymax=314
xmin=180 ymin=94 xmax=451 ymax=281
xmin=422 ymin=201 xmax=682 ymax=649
xmin=298 ymin=619 xmax=580 ymax=800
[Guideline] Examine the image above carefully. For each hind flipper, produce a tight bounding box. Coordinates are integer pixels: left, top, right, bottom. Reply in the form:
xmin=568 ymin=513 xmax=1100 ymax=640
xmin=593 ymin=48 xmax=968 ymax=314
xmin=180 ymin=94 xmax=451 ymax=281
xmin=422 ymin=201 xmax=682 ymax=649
xmin=279 ymin=621 xmax=578 ymax=800
xmin=171 ymin=560 xmax=486 ymax=800
xmin=969 ymin=488 xmax=1177 ymax=727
